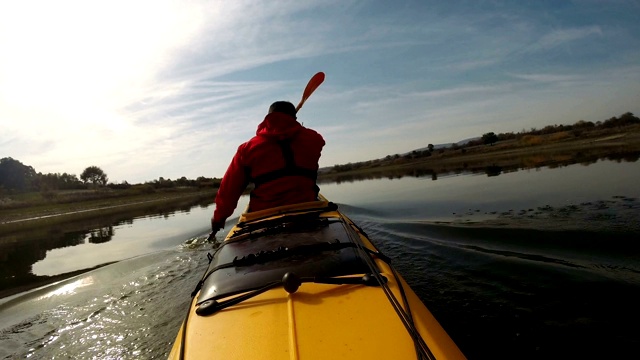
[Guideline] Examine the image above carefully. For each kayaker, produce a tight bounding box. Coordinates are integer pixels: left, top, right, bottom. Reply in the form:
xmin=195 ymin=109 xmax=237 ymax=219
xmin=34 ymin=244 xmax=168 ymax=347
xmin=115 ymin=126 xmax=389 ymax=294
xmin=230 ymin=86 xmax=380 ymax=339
xmin=210 ymin=101 xmax=325 ymax=236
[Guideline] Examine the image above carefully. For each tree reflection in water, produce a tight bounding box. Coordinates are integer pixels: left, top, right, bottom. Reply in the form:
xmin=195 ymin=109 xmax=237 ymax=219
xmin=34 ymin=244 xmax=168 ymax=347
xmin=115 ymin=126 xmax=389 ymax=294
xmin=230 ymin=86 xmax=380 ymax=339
xmin=88 ymin=226 xmax=114 ymax=244
xmin=0 ymin=196 xmax=213 ymax=299
xmin=319 ymin=150 xmax=640 ymax=184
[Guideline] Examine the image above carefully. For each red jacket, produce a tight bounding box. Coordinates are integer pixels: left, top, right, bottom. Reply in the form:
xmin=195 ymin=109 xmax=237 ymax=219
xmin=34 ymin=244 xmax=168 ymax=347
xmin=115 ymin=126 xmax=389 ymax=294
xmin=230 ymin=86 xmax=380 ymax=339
xmin=212 ymin=112 xmax=325 ymax=224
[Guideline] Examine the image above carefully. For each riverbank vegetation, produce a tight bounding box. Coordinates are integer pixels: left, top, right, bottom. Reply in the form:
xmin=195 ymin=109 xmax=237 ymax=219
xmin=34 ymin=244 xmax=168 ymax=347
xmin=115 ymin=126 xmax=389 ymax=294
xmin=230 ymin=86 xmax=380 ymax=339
xmin=320 ymin=112 xmax=640 ymax=182
xmin=0 ymin=188 xmax=217 ymax=233
xmin=2 ymin=112 xmax=639 ymax=227
xmin=0 ymin=178 xmax=219 ymax=234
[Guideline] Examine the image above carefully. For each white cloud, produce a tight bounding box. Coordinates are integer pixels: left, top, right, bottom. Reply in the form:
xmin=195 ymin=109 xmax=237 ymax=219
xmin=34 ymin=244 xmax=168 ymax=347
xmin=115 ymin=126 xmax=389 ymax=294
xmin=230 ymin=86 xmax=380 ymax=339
xmin=507 ymin=73 xmax=583 ymax=84
xmin=525 ymin=26 xmax=603 ymax=53
xmin=1 ymin=1 xmax=639 ymax=184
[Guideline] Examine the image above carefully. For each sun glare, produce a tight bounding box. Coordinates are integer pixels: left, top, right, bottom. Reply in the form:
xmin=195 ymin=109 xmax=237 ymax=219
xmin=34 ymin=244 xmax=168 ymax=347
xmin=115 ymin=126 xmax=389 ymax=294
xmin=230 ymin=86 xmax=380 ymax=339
xmin=0 ymin=1 xmax=208 ymax=176
xmin=1 ymin=1 xmax=205 ymax=121
xmin=39 ymin=277 xmax=95 ymax=299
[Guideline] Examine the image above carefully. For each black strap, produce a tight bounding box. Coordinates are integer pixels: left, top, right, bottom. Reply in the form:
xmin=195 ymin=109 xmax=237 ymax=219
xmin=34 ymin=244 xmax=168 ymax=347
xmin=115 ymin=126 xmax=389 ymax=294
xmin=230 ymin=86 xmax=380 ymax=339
xmin=251 ymin=140 xmax=318 ymax=188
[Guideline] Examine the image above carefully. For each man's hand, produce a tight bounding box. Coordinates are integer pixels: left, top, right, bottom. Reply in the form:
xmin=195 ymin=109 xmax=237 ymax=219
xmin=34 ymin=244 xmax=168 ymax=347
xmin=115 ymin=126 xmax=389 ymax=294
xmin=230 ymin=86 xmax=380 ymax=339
xmin=207 ymin=219 xmax=224 ymax=241
xmin=211 ymin=219 xmax=224 ymax=232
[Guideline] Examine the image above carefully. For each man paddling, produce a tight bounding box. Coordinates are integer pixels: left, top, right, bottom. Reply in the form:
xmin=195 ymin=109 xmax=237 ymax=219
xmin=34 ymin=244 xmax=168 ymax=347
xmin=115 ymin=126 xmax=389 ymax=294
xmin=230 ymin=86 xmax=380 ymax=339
xmin=210 ymin=101 xmax=325 ymax=236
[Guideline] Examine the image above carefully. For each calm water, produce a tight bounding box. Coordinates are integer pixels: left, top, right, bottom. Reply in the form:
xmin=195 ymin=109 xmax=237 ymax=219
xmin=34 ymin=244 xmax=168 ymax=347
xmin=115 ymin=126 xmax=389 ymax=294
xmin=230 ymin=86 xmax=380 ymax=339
xmin=1 ymin=159 xmax=639 ymax=359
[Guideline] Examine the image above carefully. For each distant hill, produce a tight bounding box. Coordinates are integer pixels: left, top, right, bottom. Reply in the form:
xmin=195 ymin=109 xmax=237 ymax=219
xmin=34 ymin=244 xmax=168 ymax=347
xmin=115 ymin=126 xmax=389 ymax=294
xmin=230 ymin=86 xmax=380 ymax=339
xmin=409 ymin=137 xmax=480 ymax=154
xmin=455 ymin=136 xmax=482 ymax=146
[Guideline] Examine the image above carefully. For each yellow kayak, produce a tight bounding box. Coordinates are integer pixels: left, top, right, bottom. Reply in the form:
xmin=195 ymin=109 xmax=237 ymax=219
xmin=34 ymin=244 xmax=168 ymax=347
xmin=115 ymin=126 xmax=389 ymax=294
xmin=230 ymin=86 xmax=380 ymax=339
xmin=169 ymin=195 xmax=466 ymax=359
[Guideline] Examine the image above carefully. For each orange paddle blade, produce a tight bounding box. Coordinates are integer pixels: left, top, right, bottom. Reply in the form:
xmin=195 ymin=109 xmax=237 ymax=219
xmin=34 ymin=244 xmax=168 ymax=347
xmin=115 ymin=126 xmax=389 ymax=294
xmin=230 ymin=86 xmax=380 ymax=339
xmin=296 ymin=72 xmax=325 ymax=112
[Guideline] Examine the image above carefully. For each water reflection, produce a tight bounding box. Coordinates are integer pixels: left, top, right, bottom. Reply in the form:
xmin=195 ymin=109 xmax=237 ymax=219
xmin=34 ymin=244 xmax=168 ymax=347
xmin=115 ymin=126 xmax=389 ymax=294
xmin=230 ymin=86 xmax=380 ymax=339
xmin=319 ymin=158 xmax=640 ymax=230
xmin=319 ymin=150 xmax=640 ymax=184
xmin=485 ymin=165 xmax=502 ymax=177
xmin=88 ymin=226 xmax=114 ymax=244
xmin=0 ymin=196 xmax=215 ymax=299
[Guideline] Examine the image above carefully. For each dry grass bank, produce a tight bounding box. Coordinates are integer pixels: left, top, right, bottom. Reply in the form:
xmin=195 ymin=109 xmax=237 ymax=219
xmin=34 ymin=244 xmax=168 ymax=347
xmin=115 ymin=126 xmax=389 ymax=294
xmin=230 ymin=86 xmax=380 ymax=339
xmin=0 ymin=188 xmax=217 ymax=231
xmin=319 ymin=125 xmax=640 ymax=182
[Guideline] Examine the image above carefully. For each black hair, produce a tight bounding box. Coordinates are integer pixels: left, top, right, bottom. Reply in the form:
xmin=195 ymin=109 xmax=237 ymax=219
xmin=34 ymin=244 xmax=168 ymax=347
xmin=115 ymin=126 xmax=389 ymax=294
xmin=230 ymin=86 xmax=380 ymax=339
xmin=268 ymin=101 xmax=297 ymax=118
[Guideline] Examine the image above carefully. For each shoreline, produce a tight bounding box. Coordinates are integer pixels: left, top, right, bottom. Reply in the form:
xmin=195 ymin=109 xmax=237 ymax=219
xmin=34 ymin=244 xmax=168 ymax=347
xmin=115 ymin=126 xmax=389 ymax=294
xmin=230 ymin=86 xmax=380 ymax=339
xmin=0 ymin=189 xmax=216 ymax=233
xmin=2 ymin=127 xmax=639 ymax=227
xmin=318 ymin=126 xmax=640 ymax=181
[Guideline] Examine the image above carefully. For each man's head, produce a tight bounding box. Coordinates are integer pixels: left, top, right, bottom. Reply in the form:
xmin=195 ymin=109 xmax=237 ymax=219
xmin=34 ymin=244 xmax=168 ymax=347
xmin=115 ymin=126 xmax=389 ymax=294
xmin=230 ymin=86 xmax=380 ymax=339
xmin=268 ymin=101 xmax=297 ymax=119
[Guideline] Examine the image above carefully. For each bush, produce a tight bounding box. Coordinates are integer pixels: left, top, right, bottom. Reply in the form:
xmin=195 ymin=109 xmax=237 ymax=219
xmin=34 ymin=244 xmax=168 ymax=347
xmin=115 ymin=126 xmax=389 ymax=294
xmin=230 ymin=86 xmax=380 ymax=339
xmin=129 ymin=184 xmax=156 ymax=195
xmin=520 ymin=135 xmax=543 ymax=146
xmin=548 ymin=131 xmax=572 ymax=142
xmin=40 ymin=185 xmax=58 ymax=201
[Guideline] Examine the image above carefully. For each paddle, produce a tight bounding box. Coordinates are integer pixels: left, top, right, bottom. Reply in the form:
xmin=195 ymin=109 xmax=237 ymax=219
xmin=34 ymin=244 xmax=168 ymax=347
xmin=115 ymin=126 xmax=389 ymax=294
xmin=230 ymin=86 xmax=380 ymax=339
xmin=295 ymin=72 xmax=325 ymax=113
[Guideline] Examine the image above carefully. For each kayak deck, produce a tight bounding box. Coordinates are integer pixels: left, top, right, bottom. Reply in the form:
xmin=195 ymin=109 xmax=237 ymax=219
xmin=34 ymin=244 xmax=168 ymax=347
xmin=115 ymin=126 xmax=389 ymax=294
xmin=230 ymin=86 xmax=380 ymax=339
xmin=169 ymin=196 xmax=466 ymax=359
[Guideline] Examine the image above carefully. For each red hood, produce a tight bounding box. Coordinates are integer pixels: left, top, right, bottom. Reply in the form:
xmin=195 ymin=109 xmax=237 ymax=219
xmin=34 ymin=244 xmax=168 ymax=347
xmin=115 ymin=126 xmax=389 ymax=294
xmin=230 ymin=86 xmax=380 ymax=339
xmin=256 ymin=112 xmax=302 ymax=141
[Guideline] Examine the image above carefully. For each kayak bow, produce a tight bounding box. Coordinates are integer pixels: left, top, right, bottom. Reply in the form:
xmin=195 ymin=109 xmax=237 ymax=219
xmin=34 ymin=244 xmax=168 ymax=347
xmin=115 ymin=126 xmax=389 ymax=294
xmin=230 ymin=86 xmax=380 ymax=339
xmin=169 ymin=195 xmax=465 ymax=360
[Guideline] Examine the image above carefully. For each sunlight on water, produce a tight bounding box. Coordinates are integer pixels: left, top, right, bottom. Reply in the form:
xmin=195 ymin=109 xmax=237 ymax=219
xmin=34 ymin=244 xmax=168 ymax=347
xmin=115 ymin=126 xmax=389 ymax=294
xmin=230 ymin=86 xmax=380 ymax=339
xmin=1 ymin=249 xmax=209 ymax=359
xmin=38 ymin=277 xmax=95 ymax=300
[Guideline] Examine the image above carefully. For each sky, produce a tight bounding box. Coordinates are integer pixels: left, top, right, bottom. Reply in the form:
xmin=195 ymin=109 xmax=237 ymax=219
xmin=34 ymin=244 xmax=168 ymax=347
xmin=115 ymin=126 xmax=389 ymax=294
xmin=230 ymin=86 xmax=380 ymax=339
xmin=1 ymin=0 xmax=639 ymax=184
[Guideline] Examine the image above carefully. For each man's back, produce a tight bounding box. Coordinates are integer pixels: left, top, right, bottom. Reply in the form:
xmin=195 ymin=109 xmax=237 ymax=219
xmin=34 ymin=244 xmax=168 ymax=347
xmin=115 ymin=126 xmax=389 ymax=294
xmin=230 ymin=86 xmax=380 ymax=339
xmin=242 ymin=120 xmax=324 ymax=211
xmin=212 ymin=103 xmax=325 ymax=226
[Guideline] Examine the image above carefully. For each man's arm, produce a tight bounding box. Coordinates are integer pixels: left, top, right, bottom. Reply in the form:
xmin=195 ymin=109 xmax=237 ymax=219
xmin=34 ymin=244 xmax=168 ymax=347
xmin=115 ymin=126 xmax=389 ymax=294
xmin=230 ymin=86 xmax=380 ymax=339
xmin=211 ymin=145 xmax=250 ymax=231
